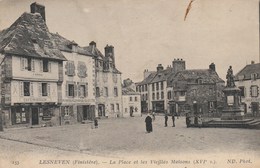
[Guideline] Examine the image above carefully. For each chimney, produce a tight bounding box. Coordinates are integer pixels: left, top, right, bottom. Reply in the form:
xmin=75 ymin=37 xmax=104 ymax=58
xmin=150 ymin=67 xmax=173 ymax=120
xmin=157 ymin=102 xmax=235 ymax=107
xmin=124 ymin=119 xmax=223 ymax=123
xmin=105 ymin=45 xmax=115 ymax=63
xmin=172 ymin=58 xmax=185 ymax=74
xmin=157 ymin=64 xmax=164 ymax=72
xmin=89 ymin=41 xmax=96 ymax=47
xmin=209 ymin=63 xmax=216 ymax=71
xmin=30 ymin=2 xmax=46 ymax=22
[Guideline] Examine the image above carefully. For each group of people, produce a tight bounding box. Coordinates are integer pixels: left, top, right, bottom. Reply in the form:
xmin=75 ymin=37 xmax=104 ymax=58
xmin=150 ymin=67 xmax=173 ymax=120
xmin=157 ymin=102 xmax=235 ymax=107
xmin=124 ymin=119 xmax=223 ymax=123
xmin=185 ymin=113 xmax=203 ymax=128
xmin=145 ymin=113 xmax=176 ymax=133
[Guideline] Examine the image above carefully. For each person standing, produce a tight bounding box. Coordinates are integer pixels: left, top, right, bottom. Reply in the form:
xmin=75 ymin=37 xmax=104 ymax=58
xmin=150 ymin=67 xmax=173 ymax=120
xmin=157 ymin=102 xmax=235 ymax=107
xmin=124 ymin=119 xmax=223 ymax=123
xmin=145 ymin=114 xmax=153 ymax=133
xmin=94 ymin=118 xmax=98 ymax=128
xmin=172 ymin=115 xmax=175 ymax=127
xmin=164 ymin=113 xmax=168 ymax=127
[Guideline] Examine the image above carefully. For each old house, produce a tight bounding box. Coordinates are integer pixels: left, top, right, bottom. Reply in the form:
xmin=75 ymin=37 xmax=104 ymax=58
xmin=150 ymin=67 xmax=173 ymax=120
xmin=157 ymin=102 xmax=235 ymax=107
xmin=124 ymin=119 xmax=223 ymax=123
xmin=84 ymin=44 xmax=123 ymax=118
xmin=235 ymin=61 xmax=260 ymax=116
xmin=51 ymin=33 xmax=96 ymax=124
xmin=0 ymin=3 xmax=66 ymax=127
xmin=167 ymin=62 xmax=225 ymax=116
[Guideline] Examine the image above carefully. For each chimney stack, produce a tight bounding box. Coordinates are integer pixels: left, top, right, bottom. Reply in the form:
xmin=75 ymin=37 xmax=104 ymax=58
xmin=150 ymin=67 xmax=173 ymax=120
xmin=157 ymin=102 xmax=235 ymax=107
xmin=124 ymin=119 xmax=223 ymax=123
xmin=30 ymin=2 xmax=46 ymax=22
xmin=89 ymin=41 xmax=96 ymax=47
xmin=157 ymin=64 xmax=164 ymax=72
xmin=172 ymin=58 xmax=185 ymax=74
xmin=209 ymin=63 xmax=216 ymax=71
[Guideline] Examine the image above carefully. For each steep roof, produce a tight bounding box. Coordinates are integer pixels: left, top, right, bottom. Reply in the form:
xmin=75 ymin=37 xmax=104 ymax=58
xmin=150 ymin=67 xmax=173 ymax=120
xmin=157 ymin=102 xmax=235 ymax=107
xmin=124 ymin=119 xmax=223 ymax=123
xmin=136 ymin=71 xmax=157 ymax=85
xmin=150 ymin=68 xmax=173 ymax=83
xmin=83 ymin=45 xmax=104 ymax=59
xmin=168 ymin=69 xmax=224 ymax=86
xmin=235 ymin=63 xmax=260 ymax=81
xmin=51 ymin=32 xmax=93 ymax=56
xmin=0 ymin=12 xmax=66 ymax=61
xmin=122 ymin=87 xmax=139 ymax=95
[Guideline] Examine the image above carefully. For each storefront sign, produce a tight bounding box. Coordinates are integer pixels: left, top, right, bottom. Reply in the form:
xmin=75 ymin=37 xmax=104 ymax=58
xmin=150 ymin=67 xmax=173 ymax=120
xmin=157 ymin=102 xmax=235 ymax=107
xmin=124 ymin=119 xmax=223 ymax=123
xmin=245 ymin=98 xmax=260 ymax=102
xmin=23 ymin=97 xmax=48 ymax=102
xmin=62 ymin=98 xmax=95 ymax=103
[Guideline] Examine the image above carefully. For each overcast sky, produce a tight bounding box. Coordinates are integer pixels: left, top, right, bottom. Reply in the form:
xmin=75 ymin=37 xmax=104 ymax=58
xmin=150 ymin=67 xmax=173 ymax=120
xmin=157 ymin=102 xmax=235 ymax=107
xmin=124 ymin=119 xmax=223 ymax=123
xmin=0 ymin=0 xmax=259 ymax=82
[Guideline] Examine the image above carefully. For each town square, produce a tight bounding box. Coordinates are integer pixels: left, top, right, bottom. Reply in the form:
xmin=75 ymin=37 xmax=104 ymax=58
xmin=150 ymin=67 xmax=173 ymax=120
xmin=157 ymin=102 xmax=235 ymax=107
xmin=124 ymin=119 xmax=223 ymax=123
xmin=0 ymin=0 xmax=260 ymax=168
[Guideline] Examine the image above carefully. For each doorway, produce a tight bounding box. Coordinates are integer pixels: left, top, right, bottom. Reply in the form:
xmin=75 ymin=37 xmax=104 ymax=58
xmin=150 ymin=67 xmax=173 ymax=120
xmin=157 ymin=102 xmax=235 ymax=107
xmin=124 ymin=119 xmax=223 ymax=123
xmin=31 ymin=108 xmax=39 ymax=125
xmin=98 ymin=104 xmax=105 ymax=117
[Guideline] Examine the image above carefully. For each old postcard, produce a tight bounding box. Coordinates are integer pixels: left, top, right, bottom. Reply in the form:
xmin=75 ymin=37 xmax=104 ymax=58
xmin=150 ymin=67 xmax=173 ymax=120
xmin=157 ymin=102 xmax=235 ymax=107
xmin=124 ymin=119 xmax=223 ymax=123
xmin=0 ymin=0 xmax=259 ymax=168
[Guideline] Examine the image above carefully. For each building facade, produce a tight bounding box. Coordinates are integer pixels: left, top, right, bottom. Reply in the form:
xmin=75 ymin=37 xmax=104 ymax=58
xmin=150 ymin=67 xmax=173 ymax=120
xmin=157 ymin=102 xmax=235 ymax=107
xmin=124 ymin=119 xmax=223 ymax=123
xmin=167 ymin=62 xmax=225 ymax=116
xmin=84 ymin=44 xmax=123 ymax=118
xmin=235 ymin=62 xmax=260 ymax=116
xmin=0 ymin=5 xmax=66 ymax=127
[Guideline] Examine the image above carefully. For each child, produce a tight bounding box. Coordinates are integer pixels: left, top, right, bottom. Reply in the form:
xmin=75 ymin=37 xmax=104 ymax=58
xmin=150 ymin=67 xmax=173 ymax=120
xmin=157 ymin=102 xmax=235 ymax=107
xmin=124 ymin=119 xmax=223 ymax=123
xmin=94 ymin=118 xmax=98 ymax=128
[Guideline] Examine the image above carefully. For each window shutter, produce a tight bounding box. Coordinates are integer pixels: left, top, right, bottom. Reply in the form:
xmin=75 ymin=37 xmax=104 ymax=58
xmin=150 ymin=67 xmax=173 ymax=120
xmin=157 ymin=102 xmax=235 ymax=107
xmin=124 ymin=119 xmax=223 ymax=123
xmin=78 ymin=84 xmax=81 ymax=97
xmin=86 ymin=83 xmax=88 ymax=97
xmin=20 ymin=57 xmax=25 ymax=71
xmin=65 ymin=83 xmax=68 ymax=97
xmin=47 ymin=83 xmax=51 ymax=96
xmin=74 ymin=82 xmax=77 ymax=97
xmin=31 ymin=59 xmax=35 ymax=72
xmin=24 ymin=58 xmax=28 ymax=70
xmin=39 ymin=60 xmax=43 ymax=72
xmin=48 ymin=62 xmax=51 ymax=73
xmin=38 ymin=82 xmax=42 ymax=97
xmin=30 ymin=82 xmax=33 ymax=96
xmin=20 ymin=82 xmax=23 ymax=96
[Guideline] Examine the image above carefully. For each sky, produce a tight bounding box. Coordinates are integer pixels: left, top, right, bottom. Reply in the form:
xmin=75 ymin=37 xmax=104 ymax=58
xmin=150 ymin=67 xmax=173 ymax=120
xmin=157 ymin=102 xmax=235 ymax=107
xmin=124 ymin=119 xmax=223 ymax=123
xmin=0 ymin=0 xmax=259 ymax=82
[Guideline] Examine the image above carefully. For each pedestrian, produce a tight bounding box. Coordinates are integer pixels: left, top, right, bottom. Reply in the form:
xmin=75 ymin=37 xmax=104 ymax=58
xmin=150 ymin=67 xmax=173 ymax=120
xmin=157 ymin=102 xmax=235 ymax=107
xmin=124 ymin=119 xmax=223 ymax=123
xmin=164 ymin=113 xmax=168 ymax=127
xmin=94 ymin=118 xmax=98 ymax=128
xmin=198 ymin=115 xmax=202 ymax=128
xmin=152 ymin=111 xmax=155 ymax=121
xmin=186 ymin=113 xmax=191 ymax=128
xmin=172 ymin=115 xmax=175 ymax=127
xmin=145 ymin=113 xmax=153 ymax=133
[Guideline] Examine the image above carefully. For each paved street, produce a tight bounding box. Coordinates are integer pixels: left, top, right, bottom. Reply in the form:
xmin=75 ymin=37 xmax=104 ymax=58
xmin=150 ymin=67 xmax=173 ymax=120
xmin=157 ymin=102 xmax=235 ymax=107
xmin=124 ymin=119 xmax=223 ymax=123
xmin=0 ymin=115 xmax=259 ymax=167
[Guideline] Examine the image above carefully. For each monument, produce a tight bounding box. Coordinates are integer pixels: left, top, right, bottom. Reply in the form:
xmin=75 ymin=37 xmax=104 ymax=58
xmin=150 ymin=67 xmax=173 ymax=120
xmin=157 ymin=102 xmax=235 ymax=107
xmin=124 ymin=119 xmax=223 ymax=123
xmin=221 ymin=66 xmax=244 ymax=120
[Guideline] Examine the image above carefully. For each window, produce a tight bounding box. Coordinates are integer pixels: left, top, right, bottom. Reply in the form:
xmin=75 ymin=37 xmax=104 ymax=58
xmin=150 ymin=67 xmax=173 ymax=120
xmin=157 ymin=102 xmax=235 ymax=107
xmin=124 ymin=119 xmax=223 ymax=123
xmin=12 ymin=107 xmax=29 ymax=124
xmin=42 ymin=83 xmax=48 ymax=96
xmin=79 ymin=85 xmax=86 ymax=97
xmin=161 ymin=91 xmax=164 ymax=99
xmin=96 ymin=87 xmax=100 ymax=97
xmin=145 ymin=84 xmax=147 ymax=91
xmin=156 ymin=83 xmax=159 ymax=90
xmin=251 ymin=73 xmax=258 ymax=80
xmin=141 ymin=85 xmax=144 ymax=92
xmin=43 ymin=60 xmax=49 ymax=72
xmin=111 ymin=104 xmax=114 ymax=112
xmin=27 ymin=58 xmax=32 ymax=71
xmin=152 ymin=83 xmax=155 ymax=91
xmin=65 ymin=107 xmax=69 ymax=116
xmin=65 ymin=61 xmax=75 ymax=76
xmin=180 ymin=91 xmax=186 ymax=96
xmin=161 ymin=82 xmax=164 ymax=90
xmin=24 ymin=82 xmax=30 ymax=96
xmin=104 ymin=87 xmax=108 ymax=97
xmin=130 ymin=97 xmax=132 ymax=101
xmin=145 ymin=93 xmax=148 ymax=100
xmin=68 ymin=84 xmax=74 ymax=97
xmin=238 ymin=86 xmax=245 ymax=97
xmin=114 ymin=87 xmax=118 ymax=97
xmin=116 ymin=104 xmax=119 ymax=111
xmin=136 ymin=86 xmax=139 ymax=92
xmin=197 ymin=79 xmax=203 ymax=84
xmin=250 ymin=85 xmax=259 ymax=97
xmin=152 ymin=93 xmax=155 ymax=100
xmin=167 ymin=91 xmax=171 ymax=99
xmin=156 ymin=92 xmax=159 ymax=100
xmin=135 ymin=97 xmax=138 ymax=101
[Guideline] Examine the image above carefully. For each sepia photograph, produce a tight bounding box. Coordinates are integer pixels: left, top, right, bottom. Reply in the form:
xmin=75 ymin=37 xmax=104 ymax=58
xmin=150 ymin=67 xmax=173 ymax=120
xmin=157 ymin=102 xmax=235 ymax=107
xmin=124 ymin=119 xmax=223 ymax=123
xmin=0 ymin=0 xmax=259 ymax=168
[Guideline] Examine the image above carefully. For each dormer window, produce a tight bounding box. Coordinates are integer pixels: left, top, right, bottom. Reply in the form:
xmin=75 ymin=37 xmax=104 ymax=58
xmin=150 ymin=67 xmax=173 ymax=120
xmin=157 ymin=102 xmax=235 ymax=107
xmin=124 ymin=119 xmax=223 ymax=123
xmin=238 ymin=75 xmax=244 ymax=81
xmin=197 ymin=79 xmax=203 ymax=84
xmin=251 ymin=73 xmax=258 ymax=80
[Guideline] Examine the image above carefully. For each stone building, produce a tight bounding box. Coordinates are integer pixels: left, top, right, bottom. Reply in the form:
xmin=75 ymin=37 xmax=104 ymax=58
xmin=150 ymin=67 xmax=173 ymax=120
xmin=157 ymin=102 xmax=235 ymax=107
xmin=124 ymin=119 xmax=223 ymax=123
xmin=84 ymin=44 xmax=123 ymax=118
xmin=51 ymin=33 xmax=96 ymax=124
xmin=0 ymin=3 xmax=66 ymax=127
xmin=122 ymin=79 xmax=141 ymax=117
xmin=235 ymin=61 xmax=260 ymax=116
xmin=167 ymin=62 xmax=225 ymax=116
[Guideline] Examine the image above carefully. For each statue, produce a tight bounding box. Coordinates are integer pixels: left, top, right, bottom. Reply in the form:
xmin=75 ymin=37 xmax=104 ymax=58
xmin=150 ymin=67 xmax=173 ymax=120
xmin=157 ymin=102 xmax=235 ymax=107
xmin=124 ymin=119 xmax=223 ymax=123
xmin=226 ymin=66 xmax=235 ymax=87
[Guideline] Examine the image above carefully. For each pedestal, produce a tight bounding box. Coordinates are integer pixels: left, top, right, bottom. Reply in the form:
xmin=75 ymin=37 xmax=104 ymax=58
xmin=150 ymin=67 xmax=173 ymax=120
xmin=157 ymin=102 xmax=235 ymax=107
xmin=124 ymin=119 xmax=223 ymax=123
xmin=221 ymin=87 xmax=244 ymax=120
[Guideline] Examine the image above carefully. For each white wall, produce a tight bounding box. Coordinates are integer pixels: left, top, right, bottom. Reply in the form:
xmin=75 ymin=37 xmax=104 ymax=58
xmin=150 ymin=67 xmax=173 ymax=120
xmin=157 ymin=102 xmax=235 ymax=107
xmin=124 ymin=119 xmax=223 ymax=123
xmin=122 ymin=94 xmax=141 ymax=117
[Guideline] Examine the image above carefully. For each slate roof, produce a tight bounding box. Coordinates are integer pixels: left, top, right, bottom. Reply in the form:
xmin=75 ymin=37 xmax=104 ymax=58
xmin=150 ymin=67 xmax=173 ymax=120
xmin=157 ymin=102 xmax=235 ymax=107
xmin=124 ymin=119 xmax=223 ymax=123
xmin=234 ymin=63 xmax=260 ymax=81
xmin=83 ymin=45 xmax=104 ymax=59
xmin=150 ymin=68 xmax=173 ymax=83
xmin=122 ymin=87 xmax=140 ymax=95
xmin=136 ymin=71 xmax=157 ymax=85
xmin=0 ymin=12 xmax=66 ymax=61
xmin=51 ymin=33 xmax=92 ymax=56
xmin=168 ymin=69 xmax=224 ymax=87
